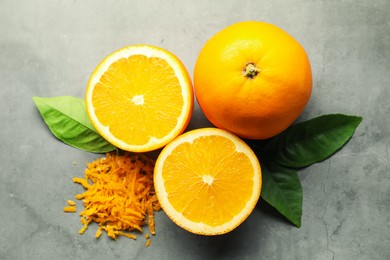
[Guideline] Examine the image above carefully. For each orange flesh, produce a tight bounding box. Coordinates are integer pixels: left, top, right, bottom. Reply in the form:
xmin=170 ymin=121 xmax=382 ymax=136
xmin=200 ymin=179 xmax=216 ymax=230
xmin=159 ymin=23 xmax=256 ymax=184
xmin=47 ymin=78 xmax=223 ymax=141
xmin=92 ymin=55 xmax=184 ymax=146
xmin=161 ymin=135 xmax=255 ymax=226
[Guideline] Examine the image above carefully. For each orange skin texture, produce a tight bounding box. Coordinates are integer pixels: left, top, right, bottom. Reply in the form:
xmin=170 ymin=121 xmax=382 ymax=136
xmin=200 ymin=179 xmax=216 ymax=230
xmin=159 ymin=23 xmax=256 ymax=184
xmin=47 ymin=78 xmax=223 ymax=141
xmin=194 ymin=21 xmax=312 ymax=139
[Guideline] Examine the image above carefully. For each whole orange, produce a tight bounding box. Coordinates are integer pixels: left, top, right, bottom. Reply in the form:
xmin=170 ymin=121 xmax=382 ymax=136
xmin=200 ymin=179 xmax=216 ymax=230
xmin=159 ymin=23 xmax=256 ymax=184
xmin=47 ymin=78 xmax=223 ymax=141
xmin=194 ymin=21 xmax=312 ymax=139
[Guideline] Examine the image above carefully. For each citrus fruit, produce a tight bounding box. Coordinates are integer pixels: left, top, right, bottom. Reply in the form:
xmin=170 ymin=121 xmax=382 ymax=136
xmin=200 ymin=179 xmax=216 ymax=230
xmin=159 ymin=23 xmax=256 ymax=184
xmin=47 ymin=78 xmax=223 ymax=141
xmin=86 ymin=45 xmax=194 ymax=152
xmin=154 ymin=128 xmax=262 ymax=235
xmin=194 ymin=21 xmax=312 ymax=140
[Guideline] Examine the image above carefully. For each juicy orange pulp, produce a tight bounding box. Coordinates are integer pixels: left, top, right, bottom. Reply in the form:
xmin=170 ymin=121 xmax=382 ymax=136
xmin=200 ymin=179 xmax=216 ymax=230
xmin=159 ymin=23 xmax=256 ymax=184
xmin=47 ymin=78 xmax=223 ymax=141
xmin=86 ymin=45 xmax=193 ymax=152
xmin=154 ymin=128 xmax=262 ymax=235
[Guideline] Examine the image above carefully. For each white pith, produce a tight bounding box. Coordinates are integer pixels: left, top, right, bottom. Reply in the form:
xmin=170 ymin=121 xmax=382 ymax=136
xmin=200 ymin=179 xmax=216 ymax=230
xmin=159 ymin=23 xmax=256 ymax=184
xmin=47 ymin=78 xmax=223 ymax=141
xmin=131 ymin=95 xmax=144 ymax=106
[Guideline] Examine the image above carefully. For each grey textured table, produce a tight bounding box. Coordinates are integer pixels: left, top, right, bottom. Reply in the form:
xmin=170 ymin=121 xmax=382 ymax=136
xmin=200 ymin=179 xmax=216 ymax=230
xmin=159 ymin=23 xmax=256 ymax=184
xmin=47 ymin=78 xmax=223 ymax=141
xmin=1 ymin=1 xmax=389 ymax=259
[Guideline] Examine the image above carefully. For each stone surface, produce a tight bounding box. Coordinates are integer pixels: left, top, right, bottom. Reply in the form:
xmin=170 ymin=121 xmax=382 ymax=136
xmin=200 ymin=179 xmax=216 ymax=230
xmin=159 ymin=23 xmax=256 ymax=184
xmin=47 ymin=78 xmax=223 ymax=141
xmin=1 ymin=0 xmax=389 ymax=259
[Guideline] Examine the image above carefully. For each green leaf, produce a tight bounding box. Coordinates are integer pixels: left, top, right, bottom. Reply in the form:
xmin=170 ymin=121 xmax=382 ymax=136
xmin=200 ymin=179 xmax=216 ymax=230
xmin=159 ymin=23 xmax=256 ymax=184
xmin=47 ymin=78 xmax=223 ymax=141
xmin=264 ymin=114 xmax=362 ymax=168
xmin=261 ymin=161 xmax=302 ymax=227
xmin=33 ymin=96 xmax=116 ymax=153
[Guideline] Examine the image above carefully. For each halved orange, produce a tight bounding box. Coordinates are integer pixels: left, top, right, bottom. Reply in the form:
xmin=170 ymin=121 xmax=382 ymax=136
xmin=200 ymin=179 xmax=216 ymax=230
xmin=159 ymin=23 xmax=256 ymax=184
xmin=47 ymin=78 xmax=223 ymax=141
xmin=154 ymin=128 xmax=262 ymax=235
xmin=86 ymin=45 xmax=194 ymax=152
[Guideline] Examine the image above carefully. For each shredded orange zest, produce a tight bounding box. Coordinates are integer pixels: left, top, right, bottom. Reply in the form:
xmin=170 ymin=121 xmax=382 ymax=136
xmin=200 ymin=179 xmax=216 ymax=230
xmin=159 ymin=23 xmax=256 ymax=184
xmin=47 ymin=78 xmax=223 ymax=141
xmin=67 ymin=152 xmax=160 ymax=242
xmin=147 ymin=202 xmax=156 ymax=235
xmin=72 ymin=177 xmax=91 ymax=189
xmin=95 ymin=225 xmax=103 ymax=238
xmin=74 ymin=194 xmax=84 ymax=200
xmin=63 ymin=205 xmax=77 ymax=212
xmin=145 ymin=239 xmax=151 ymax=247
xmin=116 ymin=231 xmax=137 ymax=240
xmin=67 ymin=200 xmax=76 ymax=206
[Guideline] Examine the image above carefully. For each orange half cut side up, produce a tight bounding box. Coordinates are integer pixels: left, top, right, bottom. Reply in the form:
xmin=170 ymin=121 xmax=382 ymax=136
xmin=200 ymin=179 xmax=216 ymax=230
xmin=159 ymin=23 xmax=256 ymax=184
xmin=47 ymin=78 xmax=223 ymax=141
xmin=86 ymin=45 xmax=194 ymax=152
xmin=154 ymin=128 xmax=262 ymax=235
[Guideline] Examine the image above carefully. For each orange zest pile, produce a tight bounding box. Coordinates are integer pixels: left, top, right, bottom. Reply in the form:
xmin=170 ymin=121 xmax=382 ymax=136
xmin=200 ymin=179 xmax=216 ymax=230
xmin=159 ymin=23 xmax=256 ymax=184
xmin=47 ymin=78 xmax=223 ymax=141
xmin=65 ymin=152 xmax=161 ymax=243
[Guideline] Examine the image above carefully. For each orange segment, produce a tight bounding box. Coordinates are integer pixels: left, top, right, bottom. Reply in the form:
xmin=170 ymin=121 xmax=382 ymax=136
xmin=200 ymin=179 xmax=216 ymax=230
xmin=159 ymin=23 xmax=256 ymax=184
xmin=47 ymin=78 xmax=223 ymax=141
xmin=154 ymin=128 xmax=262 ymax=235
xmin=86 ymin=45 xmax=193 ymax=152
